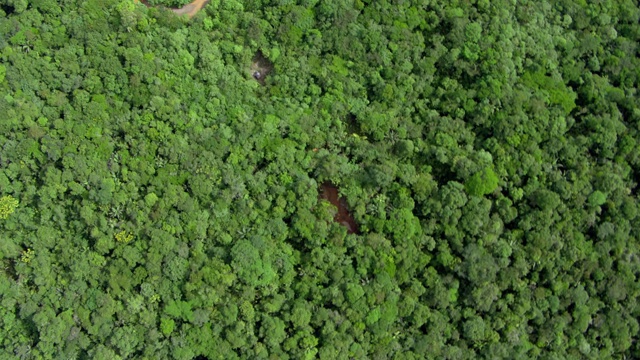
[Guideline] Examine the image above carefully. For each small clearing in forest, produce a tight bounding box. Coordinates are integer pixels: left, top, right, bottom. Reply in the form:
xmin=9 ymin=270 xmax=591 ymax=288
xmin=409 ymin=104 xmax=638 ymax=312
xmin=250 ymin=51 xmax=274 ymax=85
xmin=319 ymin=183 xmax=358 ymax=234
xmin=135 ymin=0 xmax=209 ymax=19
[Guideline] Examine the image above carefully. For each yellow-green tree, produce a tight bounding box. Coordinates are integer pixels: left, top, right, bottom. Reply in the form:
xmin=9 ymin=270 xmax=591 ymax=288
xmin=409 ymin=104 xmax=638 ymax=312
xmin=0 ymin=195 xmax=18 ymax=219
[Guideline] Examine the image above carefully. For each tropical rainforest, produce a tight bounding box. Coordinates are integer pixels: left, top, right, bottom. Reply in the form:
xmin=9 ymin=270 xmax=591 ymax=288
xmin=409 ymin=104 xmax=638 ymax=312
xmin=1 ymin=0 xmax=640 ymax=359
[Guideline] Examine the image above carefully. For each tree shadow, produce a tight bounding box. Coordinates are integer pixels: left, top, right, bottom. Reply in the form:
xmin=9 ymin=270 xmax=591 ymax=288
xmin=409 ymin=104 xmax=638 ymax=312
xmin=1 ymin=4 xmax=15 ymax=15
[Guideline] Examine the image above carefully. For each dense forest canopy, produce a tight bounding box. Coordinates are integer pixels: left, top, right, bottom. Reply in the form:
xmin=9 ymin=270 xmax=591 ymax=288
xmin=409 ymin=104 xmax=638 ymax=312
xmin=1 ymin=0 xmax=640 ymax=359
xmin=144 ymin=0 xmax=193 ymax=8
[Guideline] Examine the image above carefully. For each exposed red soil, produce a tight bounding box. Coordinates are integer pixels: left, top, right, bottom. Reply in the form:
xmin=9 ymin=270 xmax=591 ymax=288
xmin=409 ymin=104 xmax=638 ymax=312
xmin=136 ymin=0 xmax=209 ymax=19
xmin=319 ymin=183 xmax=358 ymax=234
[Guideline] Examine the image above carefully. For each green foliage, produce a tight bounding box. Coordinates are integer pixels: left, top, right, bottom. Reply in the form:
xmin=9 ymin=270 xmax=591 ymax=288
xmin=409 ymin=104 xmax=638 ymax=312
xmin=230 ymin=239 xmax=276 ymax=287
xmin=0 ymin=195 xmax=18 ymax=219
xmin=115 ymin=230 xmax=134 ymax=243
xmin=588 ymin=190 xmax=607 ymax=206
xmin=164 ymin=300 xmax=194 ymax=322
xmin=464 ymin=167 xmax=499 ymax=196
xmin=160 ymin=317 xmax=175 ymax=337
xmin=522 ymin=69 xmax=577 ymax=115
xmin=1 ymin=0 xmax=639 ymax=358
xmin=20 ymin=248 xmax=34 ymax=263
xmin=144 ymin=192 xmax=159 ymax=207
xmin=146 ymin=0 xmax=192 ymax=7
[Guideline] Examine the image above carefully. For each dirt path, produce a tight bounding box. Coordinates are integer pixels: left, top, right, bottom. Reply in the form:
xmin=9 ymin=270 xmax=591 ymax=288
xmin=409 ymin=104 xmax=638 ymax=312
xmin=136 ymin=0 xmax=210 ymax=19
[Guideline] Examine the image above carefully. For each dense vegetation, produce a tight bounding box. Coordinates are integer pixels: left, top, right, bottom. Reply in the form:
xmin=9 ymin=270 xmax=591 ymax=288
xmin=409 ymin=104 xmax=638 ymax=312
xmin=144 ymin=0 xmax=193 ymax=9
xmin=1 ymin=0 xmax=640 ymax=358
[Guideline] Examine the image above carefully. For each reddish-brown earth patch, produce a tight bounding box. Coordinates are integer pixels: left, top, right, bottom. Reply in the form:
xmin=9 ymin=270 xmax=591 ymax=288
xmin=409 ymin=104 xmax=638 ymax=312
xmin=136 ymin=0 xmax=209 ymax=19
xmin=319 ymin=183 xmax=358 ymax=234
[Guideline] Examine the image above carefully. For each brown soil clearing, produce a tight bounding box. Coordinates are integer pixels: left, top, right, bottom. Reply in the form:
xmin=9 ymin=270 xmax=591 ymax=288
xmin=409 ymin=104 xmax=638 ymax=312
xmin=136 ymin=0 xmax=210 ymax=19
xmin=319 ymin=183 xmax=359 ymax=234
